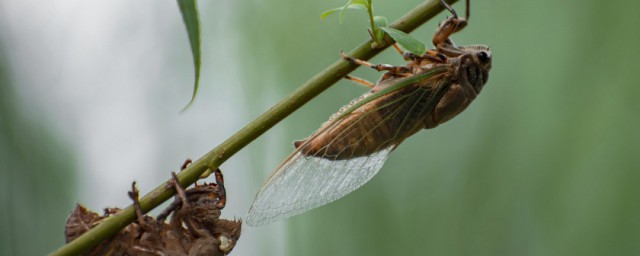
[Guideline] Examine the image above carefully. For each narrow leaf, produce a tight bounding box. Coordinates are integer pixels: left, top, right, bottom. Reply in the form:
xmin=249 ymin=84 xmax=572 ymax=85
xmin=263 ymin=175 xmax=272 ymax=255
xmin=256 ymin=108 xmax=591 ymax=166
xmin=177 ymin=0 xmax=201 ymax=111
xmin=379 ymin=27 xmax=426 ymax=55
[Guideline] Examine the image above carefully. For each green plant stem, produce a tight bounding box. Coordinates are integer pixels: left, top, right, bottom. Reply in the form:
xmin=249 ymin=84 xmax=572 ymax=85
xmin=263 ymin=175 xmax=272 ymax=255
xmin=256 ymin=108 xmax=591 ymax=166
xmin=49 ymin=0 xmax=457 ymax=255
xmin=366 ymin=0 xmax=380 ymax=45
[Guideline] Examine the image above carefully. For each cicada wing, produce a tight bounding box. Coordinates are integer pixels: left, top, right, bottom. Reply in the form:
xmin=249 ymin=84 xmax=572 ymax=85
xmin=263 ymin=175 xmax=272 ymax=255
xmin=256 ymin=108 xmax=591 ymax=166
xmin=246 ymin=146 xmax=392 ymax=226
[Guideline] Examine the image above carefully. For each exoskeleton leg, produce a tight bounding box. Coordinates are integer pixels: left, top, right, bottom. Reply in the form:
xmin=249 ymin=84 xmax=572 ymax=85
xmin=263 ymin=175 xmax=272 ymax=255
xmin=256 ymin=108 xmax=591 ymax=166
xmin=213 ymin=168 xmax=227 ymax=209
xmin=128 ymin=182 xmax=146 ymax=225
xmin=170 ymin=172 xmax=191 ymax=208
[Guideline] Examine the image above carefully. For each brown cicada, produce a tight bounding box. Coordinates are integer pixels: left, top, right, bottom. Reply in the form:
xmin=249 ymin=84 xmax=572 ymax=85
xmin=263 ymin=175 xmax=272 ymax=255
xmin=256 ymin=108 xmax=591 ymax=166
xmin=247 ymin=0 xmax=492 ymax=226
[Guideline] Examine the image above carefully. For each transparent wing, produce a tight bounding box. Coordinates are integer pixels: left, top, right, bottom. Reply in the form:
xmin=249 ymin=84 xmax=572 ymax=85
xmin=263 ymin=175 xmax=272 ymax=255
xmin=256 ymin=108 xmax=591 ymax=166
xmin=246 ymin=146 xmax=392 ymax=226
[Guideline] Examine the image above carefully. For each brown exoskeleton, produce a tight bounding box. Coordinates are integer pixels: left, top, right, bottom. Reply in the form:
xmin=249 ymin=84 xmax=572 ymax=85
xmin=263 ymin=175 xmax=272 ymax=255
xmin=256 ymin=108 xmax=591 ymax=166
xmin=65 ymin=164 xmax=241 ymax=256
xmin=247 ymin=0 xmax=492 ymax=226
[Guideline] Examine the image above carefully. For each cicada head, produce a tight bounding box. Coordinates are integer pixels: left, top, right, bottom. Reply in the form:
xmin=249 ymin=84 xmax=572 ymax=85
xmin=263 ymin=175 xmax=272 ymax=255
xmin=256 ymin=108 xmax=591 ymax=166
xmin=455 ymin=44 xmax=492 ymax=94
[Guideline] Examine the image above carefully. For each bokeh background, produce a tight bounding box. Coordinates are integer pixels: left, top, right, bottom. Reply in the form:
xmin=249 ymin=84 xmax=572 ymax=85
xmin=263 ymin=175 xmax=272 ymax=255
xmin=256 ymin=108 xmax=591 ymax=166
xmin=1 ymin=0 xmax=639 ymax=255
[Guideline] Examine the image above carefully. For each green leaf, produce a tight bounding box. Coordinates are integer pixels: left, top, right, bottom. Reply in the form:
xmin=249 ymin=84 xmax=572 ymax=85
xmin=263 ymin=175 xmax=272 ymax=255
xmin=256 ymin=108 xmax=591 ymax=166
xmin=372 ymin=16 xmax=388 ymax=42
xmin=321 ymin=4 xmax=367 ymax=22
xmin=379 ymin=26 xmax=426 ymax=55
xmin=177 ymin=0 xmax=201 ymax=111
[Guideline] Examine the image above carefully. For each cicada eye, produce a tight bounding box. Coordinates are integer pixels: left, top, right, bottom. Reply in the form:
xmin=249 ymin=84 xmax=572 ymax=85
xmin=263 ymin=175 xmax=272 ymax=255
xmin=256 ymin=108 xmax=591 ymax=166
xmin=477 ymin=51 xmax=491 ymax=64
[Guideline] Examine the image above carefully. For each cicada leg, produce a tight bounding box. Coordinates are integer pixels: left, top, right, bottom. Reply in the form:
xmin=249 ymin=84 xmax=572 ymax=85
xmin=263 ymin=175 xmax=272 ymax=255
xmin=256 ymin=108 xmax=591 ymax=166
xmin=170 ymin=172 xmax=191 ymax=208
xmin=344 ymin=75 xmax=375 ymax=88
xmin=432 ymin=0 xmax=469 ymax=50
xmin=180 ymin=159 xmax=192 ymax=171
xmin=169 ymin=172 xmax=212 ymax=238
xmin=213 ymin=168 xmax=227 ymax=209
xmin=157 ymin=171 xmax=192 ymax=223
xmin=128 ymin=181 xmax=147 ymax=225
xmin=340 ymin=51 xmax=412 ymax=76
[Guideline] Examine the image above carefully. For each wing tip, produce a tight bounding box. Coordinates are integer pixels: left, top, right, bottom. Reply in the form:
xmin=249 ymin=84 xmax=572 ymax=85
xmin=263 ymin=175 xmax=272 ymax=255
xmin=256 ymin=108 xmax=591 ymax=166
xmin=245 ymin=215 xmax=265 ymax=227
xmin=245 ymin=209 xmax=281 ymax=227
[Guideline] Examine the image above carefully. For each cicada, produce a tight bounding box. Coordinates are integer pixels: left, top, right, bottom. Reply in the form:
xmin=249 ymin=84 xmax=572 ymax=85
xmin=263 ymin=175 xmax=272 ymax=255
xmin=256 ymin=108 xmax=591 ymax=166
xmin=247 ymin=0 xmax=492 ymax=226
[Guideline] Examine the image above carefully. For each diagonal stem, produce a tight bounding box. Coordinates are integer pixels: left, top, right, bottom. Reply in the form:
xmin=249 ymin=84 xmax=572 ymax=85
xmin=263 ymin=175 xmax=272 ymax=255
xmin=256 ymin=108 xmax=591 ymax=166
xmin=49 ymin=0 xmax=457 ymax=255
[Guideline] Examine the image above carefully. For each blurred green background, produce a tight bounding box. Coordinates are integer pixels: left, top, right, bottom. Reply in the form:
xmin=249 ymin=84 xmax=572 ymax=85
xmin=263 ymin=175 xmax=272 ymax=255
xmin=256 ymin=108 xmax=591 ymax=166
xmin=1 ymin=0 xmax=640 ymax=255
